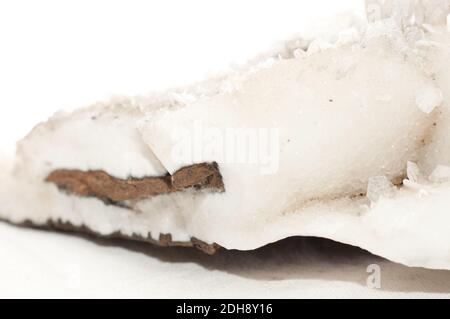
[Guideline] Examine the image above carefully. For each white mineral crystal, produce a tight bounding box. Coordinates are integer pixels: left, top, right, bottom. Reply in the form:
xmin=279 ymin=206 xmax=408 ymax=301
xmin=306 ymin=39 xmax=335 ymax=56
xmin=367 ymin=0 xmax=450 ymax=26
xmin=429 ymin=165 xmax=450 ymax=183
xmin=1 ymin=1 xmax=450 ymax=271
xmin=415 ymin=87 xmax=443 ymax=113
xmin=367 ymin=176 xmax=396 ymax=203
xmin=406 ymin=161 xmax=421 ymax=183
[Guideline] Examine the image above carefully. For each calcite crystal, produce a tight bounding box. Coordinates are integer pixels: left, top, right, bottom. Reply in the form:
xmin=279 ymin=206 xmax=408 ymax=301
xmin=1 ymin=1 xmax=450 ymax=268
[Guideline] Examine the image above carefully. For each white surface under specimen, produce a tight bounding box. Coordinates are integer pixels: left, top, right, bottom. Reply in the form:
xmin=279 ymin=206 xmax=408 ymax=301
xmin=0 ymin=222 xmax=449 ymax=298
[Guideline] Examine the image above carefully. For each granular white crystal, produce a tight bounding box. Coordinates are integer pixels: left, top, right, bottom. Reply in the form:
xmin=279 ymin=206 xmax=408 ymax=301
xmin=306 ymin=39 xmax=334 ymax=55
xmin=415 ymin=87 xmax=443 ymax=114
xmin=367 ymin=176 xmax=396 ymax=203
xmin=429 ymin=165 xmax=450 ymax=183
xmin=406 ymin=161 xmax=421 ymax=183
xmin=293 ymin=48 xmax=306 ymax=59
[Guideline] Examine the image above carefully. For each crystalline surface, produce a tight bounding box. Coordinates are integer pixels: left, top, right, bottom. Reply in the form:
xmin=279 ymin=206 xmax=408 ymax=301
xmin=367 ymin=176 xmax=396 ymax=203
xmin=0 ymin=3 xmax=450 ymax=270
xmin=406 ymin=161 xmax=421 ymax=183
xmin=429 ymin=165 xmax=450 ymax=183
xmin=415 ymin=87 xmax=443 ymax=114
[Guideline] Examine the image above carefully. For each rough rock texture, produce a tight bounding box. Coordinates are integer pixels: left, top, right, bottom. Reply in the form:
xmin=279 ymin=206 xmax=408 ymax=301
xmin=46 ymin=162 xmax=224 ymax=204
xmin=12 ymin=219 xmax=221 ymax=255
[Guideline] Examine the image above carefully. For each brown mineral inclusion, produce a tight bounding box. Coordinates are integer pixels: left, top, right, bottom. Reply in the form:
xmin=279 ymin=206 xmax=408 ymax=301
xmin=46 ymin=162 xmax=224 ymax=204
xmin=43 ymin=162 xmax=224 ymax=253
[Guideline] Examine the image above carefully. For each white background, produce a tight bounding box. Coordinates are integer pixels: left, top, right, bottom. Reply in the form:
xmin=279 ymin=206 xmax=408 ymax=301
xmin=0 ymin=0 xmax=449 ymax=298
xmin=0 ymin=0 xmax=364 ymax=154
